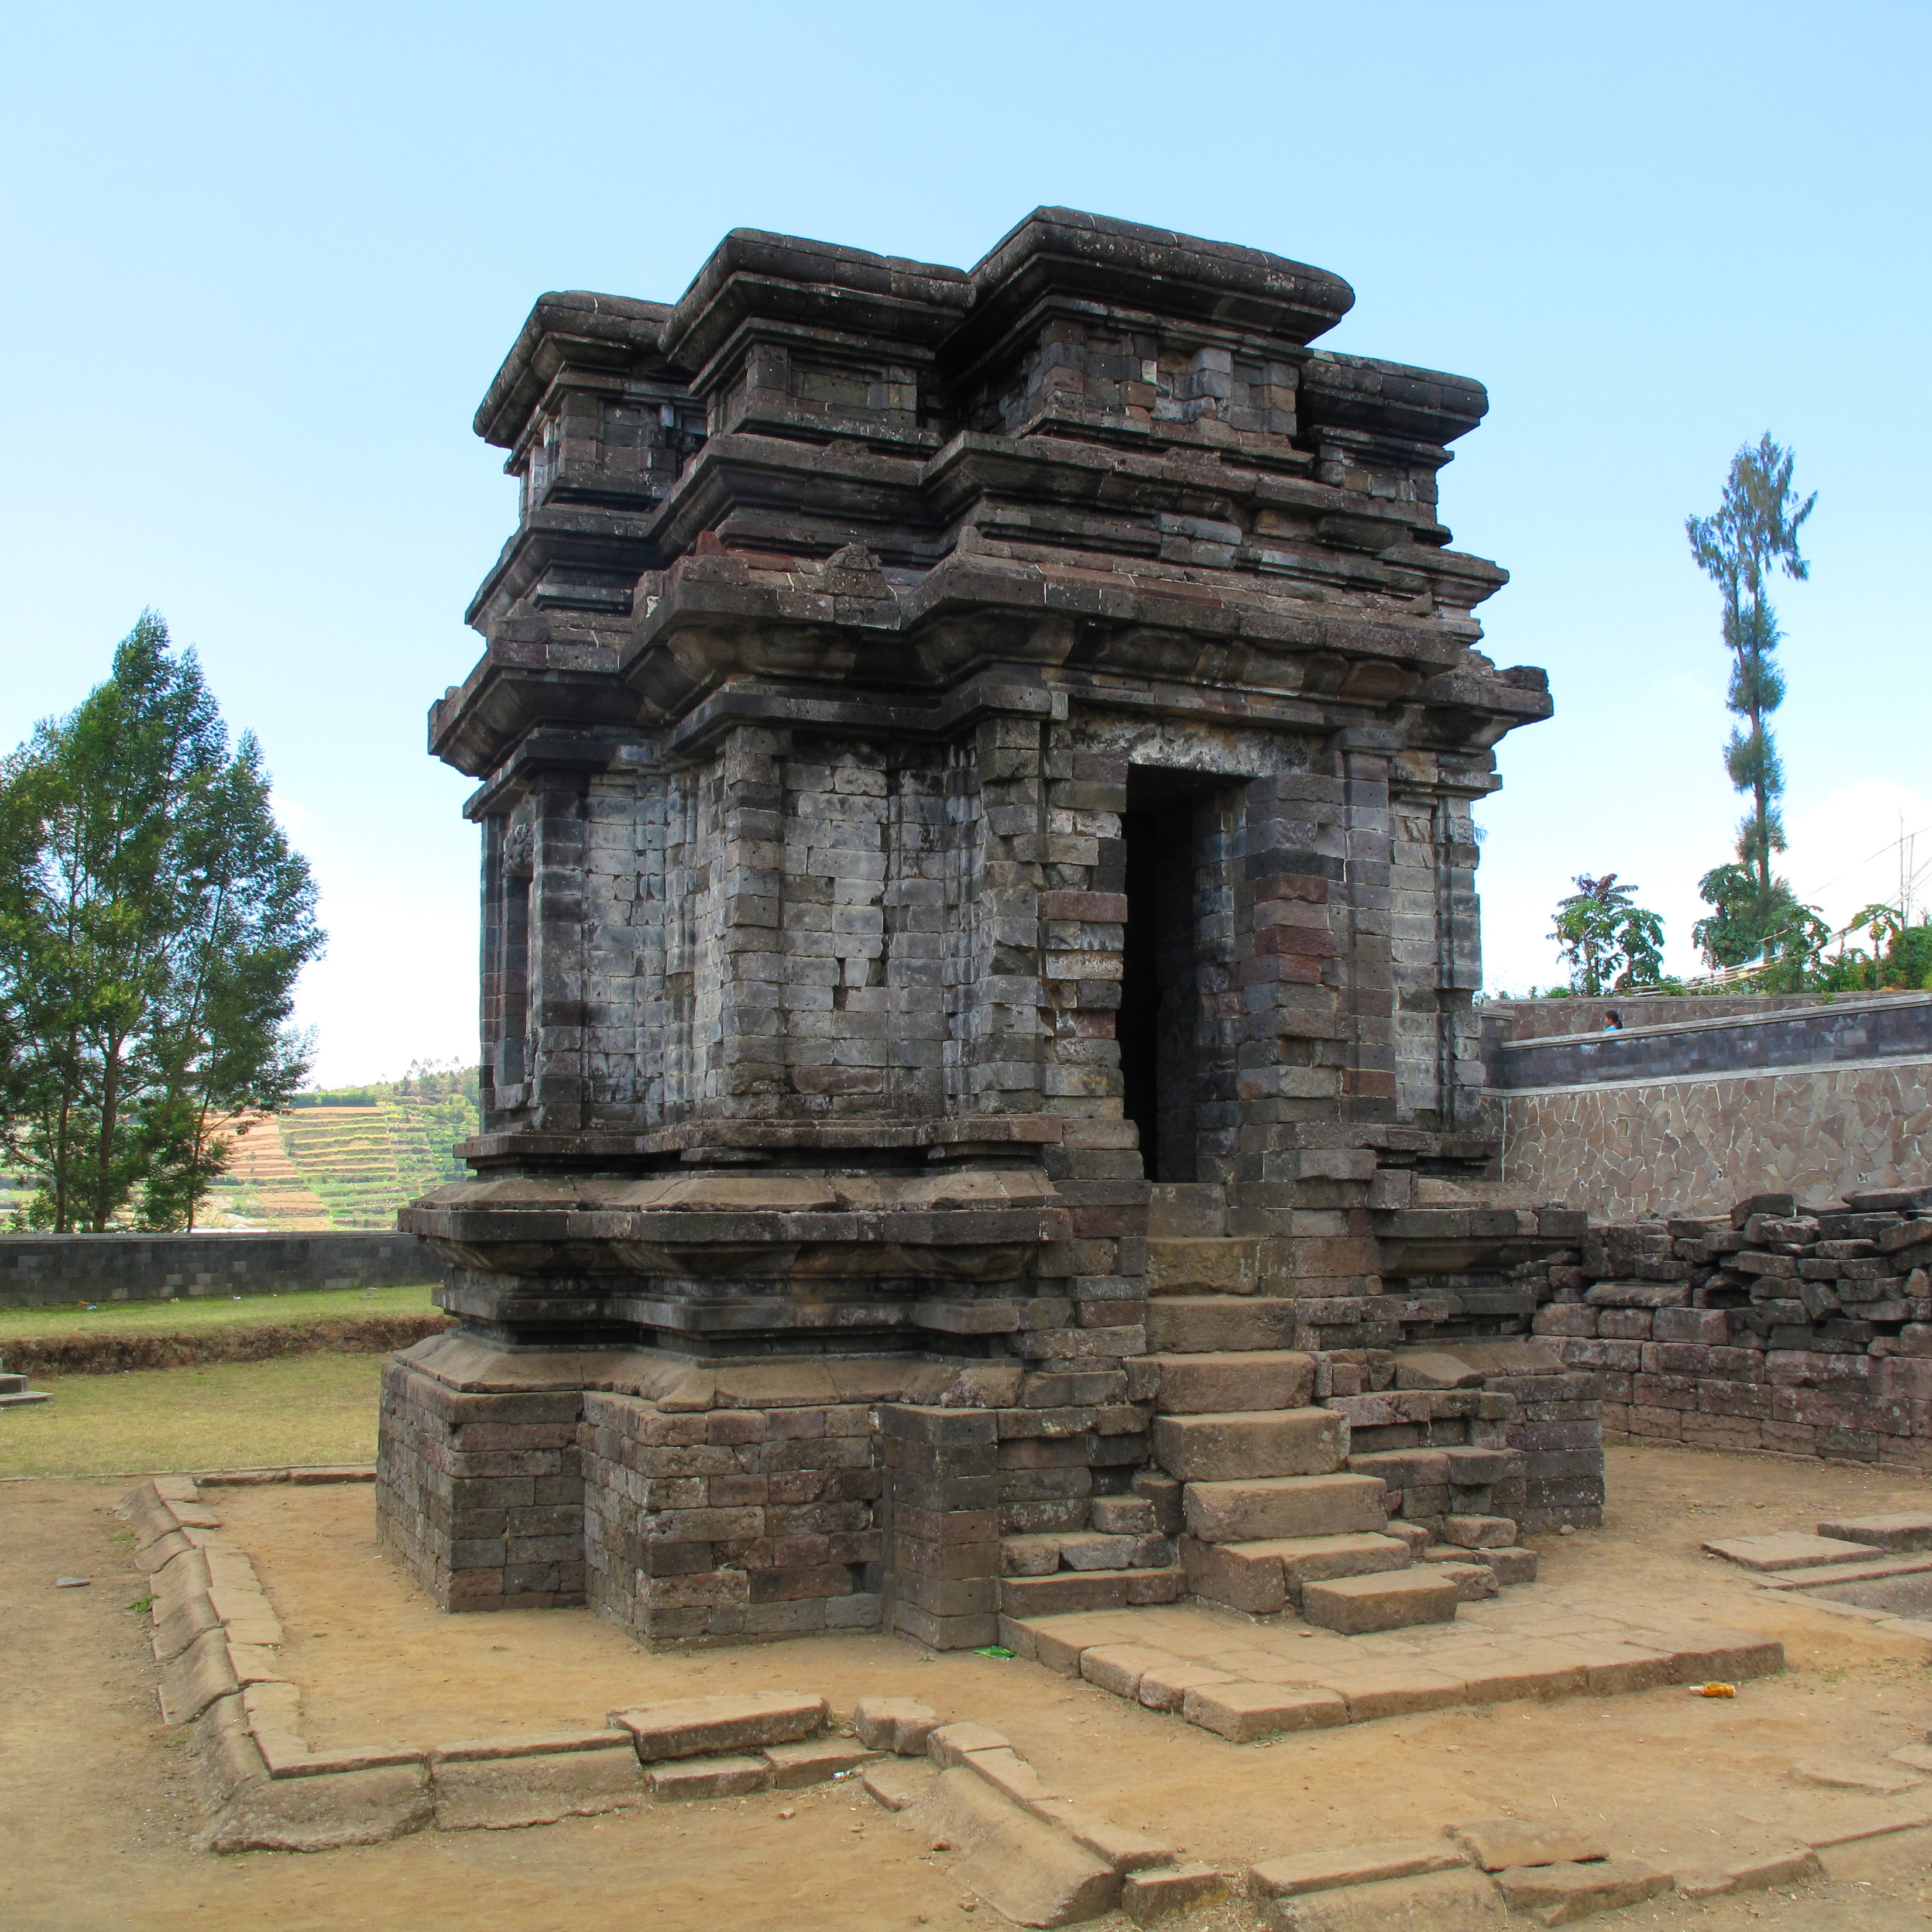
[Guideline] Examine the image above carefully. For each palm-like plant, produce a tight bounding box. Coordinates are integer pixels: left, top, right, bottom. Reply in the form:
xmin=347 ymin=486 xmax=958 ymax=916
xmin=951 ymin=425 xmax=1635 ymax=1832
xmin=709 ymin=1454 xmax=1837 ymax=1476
xmin=1551 ymin=874 xmax=1667 ymax=996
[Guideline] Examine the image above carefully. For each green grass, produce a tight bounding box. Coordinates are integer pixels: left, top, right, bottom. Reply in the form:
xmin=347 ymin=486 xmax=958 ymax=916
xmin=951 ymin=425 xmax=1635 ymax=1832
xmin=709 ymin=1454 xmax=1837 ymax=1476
xmin=0 ymin=1282 xmax=439 ymax=1340
xmin=0 ymin=1352 xmax=386 ymax=1477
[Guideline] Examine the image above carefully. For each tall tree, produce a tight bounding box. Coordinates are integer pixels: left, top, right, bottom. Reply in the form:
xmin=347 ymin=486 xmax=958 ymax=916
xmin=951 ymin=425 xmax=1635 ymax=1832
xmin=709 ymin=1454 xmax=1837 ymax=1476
xmin=1550 ymin=873 xmax=1666 ymax=996
xmin=0 ymin=614 xmax=323 ymax=1230
xmin=1686 ymin=436 xmax=1816 ymax=950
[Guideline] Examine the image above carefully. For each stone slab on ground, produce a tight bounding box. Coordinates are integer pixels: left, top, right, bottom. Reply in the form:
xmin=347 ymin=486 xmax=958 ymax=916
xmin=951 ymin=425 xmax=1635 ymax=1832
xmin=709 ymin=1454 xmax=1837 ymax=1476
xmin=431 ymin=1744 xmax=644 ymax=1830
xmin=906 ymin=1766 xmax=1120 ymax=1928
xmin=1816 ymin=1512 xmax=1932 ymax=1552
xmin=1181 ymin=1681 xmax=1348 ymax=1743
xmin=1703 ymin=1532 xmax=1880 ymax=1571
xmin=1007 ymin=1597 xmax=1785 ymax=1739
xmin=646 ymin=1752 xmax=771 ymax=1799
xmin=1673 ymin=1847 xmax=1823 ymax=1899
xmin=1490 ymin=1857 xmax=1672 ymax=1924
xmin=606 ymin=1691 xmax=826 ymax=1761
xmin=1120 ymin=1861 xmax=1234 ymax=1924
xmin=761 ymin=1738 xmax=879 ymax=1788
xmin=1450 ymin=1818 xmax=1608 ymax=1871
xmin=1266 ymin=1868 xmax=1507 ymax=1930
xmin=1252 ymin=1838 xmax=1470 ymax=1896
xmin=1754 ymin=1554 xmax=1932 ymax=1590
xmin=862 ymin=1756 xmax=935 ymax=1811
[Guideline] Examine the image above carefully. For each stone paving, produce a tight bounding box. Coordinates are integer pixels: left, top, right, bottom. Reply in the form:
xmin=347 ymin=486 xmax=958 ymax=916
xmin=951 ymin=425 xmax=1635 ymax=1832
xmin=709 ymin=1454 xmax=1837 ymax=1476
xmin=1007 ymin=1585 xmax=1785 ymax=1741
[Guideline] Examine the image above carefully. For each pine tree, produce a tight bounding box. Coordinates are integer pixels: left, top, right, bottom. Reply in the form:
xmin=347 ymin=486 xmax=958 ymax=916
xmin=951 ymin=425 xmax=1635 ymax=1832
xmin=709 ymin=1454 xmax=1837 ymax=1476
xmin=1686 ymin=437 xmax=1816 ymax=952
xmin=0 ymin=614 xmax=323 ymax=1230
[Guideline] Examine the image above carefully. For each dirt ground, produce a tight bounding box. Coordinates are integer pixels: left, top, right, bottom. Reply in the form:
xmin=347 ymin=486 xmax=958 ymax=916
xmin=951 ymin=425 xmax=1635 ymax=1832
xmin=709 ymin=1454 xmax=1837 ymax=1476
xmin=9 ymin=1444 xmax=1932 ymax=1930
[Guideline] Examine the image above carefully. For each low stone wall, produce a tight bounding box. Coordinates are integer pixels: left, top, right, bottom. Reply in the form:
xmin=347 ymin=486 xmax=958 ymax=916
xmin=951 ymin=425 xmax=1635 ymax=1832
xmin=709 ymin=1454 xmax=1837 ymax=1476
xmin=1490 ymin=993 xmax=1932 ymax=1092
xmin=0 ymin=1231 xmax=438 ymax=1308
xmin=1497 ymin=1059 xmax=1932 ymax=1221
xmin=1531 ymin=1181 xmax=1932 ymax=1471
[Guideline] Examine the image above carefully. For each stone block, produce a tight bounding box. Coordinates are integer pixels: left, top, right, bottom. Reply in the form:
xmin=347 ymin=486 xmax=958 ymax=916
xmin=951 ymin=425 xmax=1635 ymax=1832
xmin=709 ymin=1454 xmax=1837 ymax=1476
xmin=926 ymin=1721 xmax=1011 ymax=1768
xmin=431 ymin=1742 xmax=644 ymax=1830
xmin=1478 ymin=1546 xmax=1538 ymax=1584
xmin=1703 ymin=1532 xmax=1876 ymax=1571
xmin=1089 ymin=1495 xmax=1157 ymax=1535
xmin=1442 ymin=1515 xmax=1516 ymax=1549
xmin=1265 ymin=1869 xmax=1506 ymax=1930
xmin=1153 ymin=1408 xmax=1348 ymax=1482
xmin=1145 ymin=1295 xmax=1300 ymax=1354
xmin=1254 ymin=1839 xmax=1469 ymax=1896
xmin=1816 ymin=1512 xmax=1932 ymax=1551
xmin=608 ymin=1691 xmax=826 ymax=1760
xmin=1181 ymin=1681 xmax=1348 ymax=1742
xmin=910 ymin=1767 xmax=1120 ymax=1926
xmin=1148 ymin=1351 xmax=1314 ymax=1413
xmin=1136 ymin=1660 xmax=1238 ymax=1711
xmin=1492 ymin=1858 xmax=1672 ymax=1923
xmin=1299 ymin=1570 xmax=1459 ymax=1634
xmin=852 ymin=1696 xmax=941 ymax=1755
xmin=1079 ymin=1643 xmax=1179 ymax=1701
xmin=1121 ymin=1862 xmax=1235 ymax=1924
xmin=862 ymin=1756 xmax=935 ymax=1810
xmin=761 ymin=1738 xmax=879 ymax=1787
xmin=1184 ymin=1473 xmax=1388 ymax=1545
xmin=648 ymin=1753 xmax=771 ymax=1799
xmin=1450 ymin=1820 xmax=1608 ymax=1871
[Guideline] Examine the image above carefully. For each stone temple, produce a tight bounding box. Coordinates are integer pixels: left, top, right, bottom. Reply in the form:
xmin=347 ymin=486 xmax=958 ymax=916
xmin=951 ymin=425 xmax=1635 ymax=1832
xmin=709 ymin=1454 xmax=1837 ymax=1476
xmin=379 ymin=208 xmax=1599 ymax=1652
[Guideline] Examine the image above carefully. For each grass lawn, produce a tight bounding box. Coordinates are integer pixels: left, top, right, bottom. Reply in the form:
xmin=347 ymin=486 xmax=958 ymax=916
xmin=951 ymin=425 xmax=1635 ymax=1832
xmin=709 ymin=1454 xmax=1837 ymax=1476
xmin=0 ymin=1282 xmax=438 ymax=1340
xmin=0 ymin=1352 xmax=386 ymax=1478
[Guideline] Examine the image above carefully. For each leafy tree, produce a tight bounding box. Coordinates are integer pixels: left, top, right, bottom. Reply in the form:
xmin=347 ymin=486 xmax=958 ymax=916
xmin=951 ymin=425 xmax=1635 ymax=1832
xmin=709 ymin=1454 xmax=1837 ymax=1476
xmin=1691 ymin=860 xmax=1828 ymax=972
xmin=1686 ymin=436 xmax=1816 ymax=950
xmin=1550 ymin=873 xmax=1667 ymax=996
xmin=0 ymin=614 xmax=323 ymax=1230
xmin=1810 ymin=905 xmax=1932 ymax=994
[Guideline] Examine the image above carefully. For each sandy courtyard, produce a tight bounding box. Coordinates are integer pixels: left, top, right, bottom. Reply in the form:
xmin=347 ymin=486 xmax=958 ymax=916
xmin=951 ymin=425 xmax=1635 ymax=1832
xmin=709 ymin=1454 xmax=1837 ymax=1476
xmin=9 ymin=1443 xmax=1932 ymax=1929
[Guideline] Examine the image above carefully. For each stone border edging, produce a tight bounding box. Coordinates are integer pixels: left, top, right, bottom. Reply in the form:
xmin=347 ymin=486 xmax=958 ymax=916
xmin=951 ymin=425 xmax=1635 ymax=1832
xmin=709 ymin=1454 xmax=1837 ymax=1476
xmin=117 ymin=1473 xmax=1930 ymax=1924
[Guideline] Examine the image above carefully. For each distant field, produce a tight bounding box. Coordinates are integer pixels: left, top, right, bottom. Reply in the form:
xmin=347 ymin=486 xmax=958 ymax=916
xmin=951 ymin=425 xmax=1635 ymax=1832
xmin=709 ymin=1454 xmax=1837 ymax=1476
xmin=0 ymin=1284 xmax=438 ymax=1341
xmin=0 ymin=1353 xmax=386 ymax=1478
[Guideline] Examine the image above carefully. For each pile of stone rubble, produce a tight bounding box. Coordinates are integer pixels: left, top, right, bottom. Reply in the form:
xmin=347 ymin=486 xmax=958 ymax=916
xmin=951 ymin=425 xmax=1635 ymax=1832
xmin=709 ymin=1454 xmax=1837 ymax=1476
xmin=1532 ymin=1185 xmax=1932 ymax=1461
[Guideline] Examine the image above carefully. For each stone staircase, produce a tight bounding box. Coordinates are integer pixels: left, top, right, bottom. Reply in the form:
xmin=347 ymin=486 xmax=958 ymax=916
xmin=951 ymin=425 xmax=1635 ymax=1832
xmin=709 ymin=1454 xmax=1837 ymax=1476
xmin=1132 ymin=1183 xmax=1536 ymax=1634
xmin=993 ymin=1182 xmax=1541 ymax=1626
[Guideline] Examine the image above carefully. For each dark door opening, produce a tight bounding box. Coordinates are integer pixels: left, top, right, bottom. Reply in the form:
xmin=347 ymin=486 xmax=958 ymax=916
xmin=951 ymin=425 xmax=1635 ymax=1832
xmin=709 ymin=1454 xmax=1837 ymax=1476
xmin=1118 ymin=771 xmax=1215 ymax=1182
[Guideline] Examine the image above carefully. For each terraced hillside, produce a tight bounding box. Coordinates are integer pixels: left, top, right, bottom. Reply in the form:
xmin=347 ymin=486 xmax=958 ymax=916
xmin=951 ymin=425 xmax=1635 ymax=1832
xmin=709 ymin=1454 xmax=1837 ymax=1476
xmin=204 ymin=1073 xmax=481 ymax=1231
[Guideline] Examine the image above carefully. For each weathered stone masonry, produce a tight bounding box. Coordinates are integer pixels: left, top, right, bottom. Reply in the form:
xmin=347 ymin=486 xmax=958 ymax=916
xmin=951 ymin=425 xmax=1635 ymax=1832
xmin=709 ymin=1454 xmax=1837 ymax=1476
xmin=379 ymin=208 xmax=1588 ymax=1648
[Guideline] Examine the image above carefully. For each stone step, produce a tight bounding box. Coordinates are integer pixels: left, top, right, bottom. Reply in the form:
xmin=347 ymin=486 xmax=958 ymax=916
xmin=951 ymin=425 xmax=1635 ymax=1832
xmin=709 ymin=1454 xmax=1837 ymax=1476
xmin=1817 ymin=1512 xmax=1932 ymax=1553
xmin=1145 ymin=1295 xmax=1300 ymax=1354
xmin=0 ymin=1389 xmax=52 ymax=1407
xmin=1343 ymin=1447 xmax=1516 ymax=1497
xmin=1146 ymin=1183 xmax=1228 ymax=1239
xmin=1703 ymin=1532 xmax=1880 ymax=1572
xmin=1154 ymin=1407 xmax=1348 ymax=1483
xmin=0 ymin=1373 xmax=32 ymax=1395
xmin=1148 ymin=1351 xmax=1315 ymax=1416
xmin=1754 ymin=1553 xmax=1932 ymax=1591
xmin=1183 ymin=1471 xmax=1390 ymax=1545
xmin=998 ymin=1564 xmax=1186 ymax=1617
xmin=1181 ymin=1530 xmax=1413 ymax=1616
xmin=1145 ymin=1238 xmax=1264 ymax=1296
xmin=1299 ymin=1568 xmax=1461 ymax=1634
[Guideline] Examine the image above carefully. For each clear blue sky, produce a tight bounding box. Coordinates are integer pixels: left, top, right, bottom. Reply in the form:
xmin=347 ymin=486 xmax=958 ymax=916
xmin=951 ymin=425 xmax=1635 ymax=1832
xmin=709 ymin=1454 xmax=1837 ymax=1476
xmin=4 ymin=2 xmax=1927 ymax=1083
